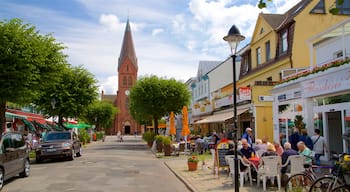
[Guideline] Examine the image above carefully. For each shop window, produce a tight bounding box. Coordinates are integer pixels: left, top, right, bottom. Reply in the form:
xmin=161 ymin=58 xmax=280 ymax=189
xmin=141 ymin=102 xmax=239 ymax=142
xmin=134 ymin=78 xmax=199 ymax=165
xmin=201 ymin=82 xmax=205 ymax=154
xmin=314 ymin=94 xmax=350 ymax=106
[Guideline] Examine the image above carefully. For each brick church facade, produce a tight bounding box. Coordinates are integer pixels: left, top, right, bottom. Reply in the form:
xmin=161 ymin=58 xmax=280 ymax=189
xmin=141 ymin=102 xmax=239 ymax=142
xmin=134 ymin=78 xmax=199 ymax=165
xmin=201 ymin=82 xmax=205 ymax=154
xmin=103 ymin=19 xmax=140 ymax=135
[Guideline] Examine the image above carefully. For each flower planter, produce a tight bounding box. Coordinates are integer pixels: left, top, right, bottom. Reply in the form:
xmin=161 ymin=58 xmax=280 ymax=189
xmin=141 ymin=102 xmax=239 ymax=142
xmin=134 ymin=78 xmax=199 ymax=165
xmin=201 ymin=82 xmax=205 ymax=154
xmin=163 ymin=144 xmax=172 ymax=156
xmin=187 ymin=162 xmax=198 ymax=171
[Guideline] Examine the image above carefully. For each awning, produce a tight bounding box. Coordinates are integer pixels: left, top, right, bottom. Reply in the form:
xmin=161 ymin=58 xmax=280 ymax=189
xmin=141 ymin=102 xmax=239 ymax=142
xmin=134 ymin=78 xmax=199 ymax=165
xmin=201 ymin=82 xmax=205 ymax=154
xmin=5 ymin=112 xmax=27 ymax=118
xmin=195 ymin=109 xmax=248 ymax=124
xmin=64 ymin=123 xmax=91 ymax=129
xmin=20 ymin=118 xmax=36 ymax=132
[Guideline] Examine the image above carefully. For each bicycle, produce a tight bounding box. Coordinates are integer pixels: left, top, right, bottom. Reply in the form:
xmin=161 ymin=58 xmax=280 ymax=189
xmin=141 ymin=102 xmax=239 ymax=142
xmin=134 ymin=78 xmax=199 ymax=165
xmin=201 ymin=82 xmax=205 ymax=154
xmin=309 ymin=153 xmax=350 ymax=192
xmin=285 ymin=164 xmax=320 ymax=192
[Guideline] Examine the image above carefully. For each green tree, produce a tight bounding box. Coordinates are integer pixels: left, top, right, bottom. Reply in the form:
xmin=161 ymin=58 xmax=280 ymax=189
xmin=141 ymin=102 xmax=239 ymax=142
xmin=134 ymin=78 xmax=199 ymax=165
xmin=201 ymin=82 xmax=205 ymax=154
xmin=36 ymin=66 xmax=98 ymax=126
xmin=0 ymin=18 xmax=67 ymax=133
xmin=81 ymin=101 xmax=119 ymax=132
xmin=258 ymin=0 xmax=343 ymax=14
xmin=129 ymin=76 xmax=191 ymax=135
xmin=294 ymin=115 xmax=306 ymax=133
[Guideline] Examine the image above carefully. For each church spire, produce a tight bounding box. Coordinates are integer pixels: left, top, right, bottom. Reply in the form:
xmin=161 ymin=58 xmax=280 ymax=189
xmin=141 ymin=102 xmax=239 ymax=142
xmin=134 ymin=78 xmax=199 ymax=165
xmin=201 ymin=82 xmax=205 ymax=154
xmin=118 ymin=18 xmax=137 ymax=70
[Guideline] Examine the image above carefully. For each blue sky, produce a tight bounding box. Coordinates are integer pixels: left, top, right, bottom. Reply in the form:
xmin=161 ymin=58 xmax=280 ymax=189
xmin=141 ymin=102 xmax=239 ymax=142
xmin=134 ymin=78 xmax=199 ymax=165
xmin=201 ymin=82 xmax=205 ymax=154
xmin=0 ymin=0 xmax=301 ymax=94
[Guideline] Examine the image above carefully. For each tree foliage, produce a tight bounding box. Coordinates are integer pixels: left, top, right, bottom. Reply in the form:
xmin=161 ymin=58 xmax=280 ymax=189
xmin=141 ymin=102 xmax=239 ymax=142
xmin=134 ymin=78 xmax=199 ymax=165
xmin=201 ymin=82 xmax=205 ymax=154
xmin=35 ymin=66 xmax=99 ymax=126
xmin=0 ymin=18 xmax=67 ymax=133
xmin=81 ymin=101 xmax=119 ymax=131
xmin=129 ymin=76 xmax=191 ymax=134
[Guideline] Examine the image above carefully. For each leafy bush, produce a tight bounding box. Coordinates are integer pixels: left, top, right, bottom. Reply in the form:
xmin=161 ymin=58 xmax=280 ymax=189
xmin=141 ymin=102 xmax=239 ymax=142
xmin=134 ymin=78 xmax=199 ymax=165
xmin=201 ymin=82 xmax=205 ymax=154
xmin=142 ymin=131 xmax=155 ymax=143
xmin=162 ymin=136 xmax=171 ymax=145
xmin=96 ymin=131 xmax=105 ymax=140
xmin=78 ymin=128 xmax=91 ymax=144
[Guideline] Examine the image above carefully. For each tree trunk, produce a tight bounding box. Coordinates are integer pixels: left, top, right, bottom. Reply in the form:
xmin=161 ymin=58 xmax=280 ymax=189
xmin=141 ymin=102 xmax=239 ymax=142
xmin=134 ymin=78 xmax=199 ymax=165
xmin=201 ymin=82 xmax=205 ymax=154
xmin=0 ymin=101 xmax=6 ymax=134
xmin=153 ymin=116 xmax=159 ymax=135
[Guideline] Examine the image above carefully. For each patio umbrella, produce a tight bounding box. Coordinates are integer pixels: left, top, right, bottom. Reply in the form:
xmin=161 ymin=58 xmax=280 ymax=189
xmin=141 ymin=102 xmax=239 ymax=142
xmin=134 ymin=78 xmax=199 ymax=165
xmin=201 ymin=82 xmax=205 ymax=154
xmin=181 ymin=106 xmax=190 ymax=136
xmin=169 ymin=111 xmax=176 ymax=135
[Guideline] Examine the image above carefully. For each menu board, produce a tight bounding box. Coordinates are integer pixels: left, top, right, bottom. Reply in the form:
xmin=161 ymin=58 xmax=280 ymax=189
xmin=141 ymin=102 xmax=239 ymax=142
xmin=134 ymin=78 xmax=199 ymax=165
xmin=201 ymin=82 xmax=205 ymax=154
xmin=216 ymin=141 xmax=229 ymax=168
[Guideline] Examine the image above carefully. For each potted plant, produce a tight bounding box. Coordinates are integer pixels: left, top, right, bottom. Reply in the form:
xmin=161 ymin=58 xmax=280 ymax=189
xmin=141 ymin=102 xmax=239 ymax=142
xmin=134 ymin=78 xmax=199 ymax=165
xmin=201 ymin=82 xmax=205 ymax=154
xmin=187 ymin=156 xmax=199 ymax=171
xmin=142 ymin=131 xmax=155 ymax=147
xmin=162 ymin=136 xmax=172 ymax=156
xmin=155 ymin=135 xmax=163 ymax=153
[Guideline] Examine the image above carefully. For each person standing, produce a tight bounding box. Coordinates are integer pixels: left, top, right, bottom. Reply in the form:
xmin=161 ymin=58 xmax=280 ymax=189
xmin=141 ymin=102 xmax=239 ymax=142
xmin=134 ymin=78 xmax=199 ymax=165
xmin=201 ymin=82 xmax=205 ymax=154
xmin=241 ymin=127 xmax=253 ymax=146
xmin=299 ymin=129 xmax=313 ymax=150
xmin=311 ymin=129 xmax=328 ymax=166
xmin=289 ymin=128 xmax=300 ymax=151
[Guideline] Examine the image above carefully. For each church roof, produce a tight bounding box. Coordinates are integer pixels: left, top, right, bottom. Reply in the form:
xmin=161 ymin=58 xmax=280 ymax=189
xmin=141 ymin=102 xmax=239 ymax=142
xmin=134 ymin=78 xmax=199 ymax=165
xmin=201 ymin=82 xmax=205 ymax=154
xmin=118 ymin=19 xmax=137 ymax=70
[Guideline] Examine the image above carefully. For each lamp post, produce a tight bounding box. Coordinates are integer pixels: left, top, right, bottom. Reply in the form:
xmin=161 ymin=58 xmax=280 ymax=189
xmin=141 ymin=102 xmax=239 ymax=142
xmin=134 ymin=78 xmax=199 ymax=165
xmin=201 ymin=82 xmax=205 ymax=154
xmin=223 ymin=24 xmax=245 ymax=192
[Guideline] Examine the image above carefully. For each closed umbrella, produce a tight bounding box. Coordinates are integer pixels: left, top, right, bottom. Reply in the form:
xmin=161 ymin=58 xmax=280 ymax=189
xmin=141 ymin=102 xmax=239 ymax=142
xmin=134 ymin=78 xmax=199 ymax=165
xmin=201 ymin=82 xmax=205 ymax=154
xmin=169 ymin=111 xmax=176 ymax=135
xmin=181 ymin=106 xmax=190 ymax=152
xmin=181 ymin=106 xmax=190 ymax=136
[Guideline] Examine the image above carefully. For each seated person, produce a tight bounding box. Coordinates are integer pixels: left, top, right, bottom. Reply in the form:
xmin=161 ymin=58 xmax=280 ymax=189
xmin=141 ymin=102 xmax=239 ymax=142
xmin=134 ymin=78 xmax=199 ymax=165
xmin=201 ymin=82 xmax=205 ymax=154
xmin=281 ymin=142 xmax=298 ymax=174
xmin=297 ymin=141 xmax=313 ymax=165
xmin=240 ymin=139 xmax=255 ymax=164
xmin=261 ymin=143 xmax=277 ymax=157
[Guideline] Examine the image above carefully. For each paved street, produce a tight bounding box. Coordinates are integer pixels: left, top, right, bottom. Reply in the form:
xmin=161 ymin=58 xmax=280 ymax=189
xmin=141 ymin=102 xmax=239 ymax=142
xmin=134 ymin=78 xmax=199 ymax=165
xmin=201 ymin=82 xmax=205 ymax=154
xmin=3 ymin=136 xmax=190 ymax=192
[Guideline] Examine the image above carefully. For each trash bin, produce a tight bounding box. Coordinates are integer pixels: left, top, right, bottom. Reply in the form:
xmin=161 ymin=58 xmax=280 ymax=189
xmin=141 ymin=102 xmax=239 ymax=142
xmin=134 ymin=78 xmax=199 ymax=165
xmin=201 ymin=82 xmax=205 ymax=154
xmin=93 ymin=133 xmax=97 ymax=141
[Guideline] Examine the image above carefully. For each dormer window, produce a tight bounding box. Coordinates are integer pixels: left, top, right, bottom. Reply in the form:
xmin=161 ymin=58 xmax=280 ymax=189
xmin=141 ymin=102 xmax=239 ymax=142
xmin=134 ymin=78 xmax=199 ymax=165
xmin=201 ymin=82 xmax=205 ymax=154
xmin=310 ymin=0 xmax=326 ymax=14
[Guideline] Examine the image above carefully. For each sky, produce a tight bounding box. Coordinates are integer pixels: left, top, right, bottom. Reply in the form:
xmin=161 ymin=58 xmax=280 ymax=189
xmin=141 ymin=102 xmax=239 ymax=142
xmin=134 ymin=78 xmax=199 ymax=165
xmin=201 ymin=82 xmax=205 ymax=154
xmin=0 ymin=0 xmax=301 ymax=94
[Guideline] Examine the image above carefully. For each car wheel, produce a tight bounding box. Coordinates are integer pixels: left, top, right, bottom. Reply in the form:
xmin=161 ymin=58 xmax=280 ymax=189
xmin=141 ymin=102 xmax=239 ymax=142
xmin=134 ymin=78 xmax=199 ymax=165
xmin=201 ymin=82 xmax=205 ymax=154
xmin=76 ymin=147 xmax=82 ymax=157
xmin=19 ymin=159 xmax=30 ymax=177
xmin=0 ymin=168 xmax=3 ymax=191
xmin=69 ymin=149 xmax=75 ymax=161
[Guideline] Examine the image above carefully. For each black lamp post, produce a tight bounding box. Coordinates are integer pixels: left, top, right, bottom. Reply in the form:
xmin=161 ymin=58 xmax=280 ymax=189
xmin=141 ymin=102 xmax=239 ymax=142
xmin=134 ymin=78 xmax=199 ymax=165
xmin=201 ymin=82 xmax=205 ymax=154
xmin=223 ymin=24 xmax=245 ymax=192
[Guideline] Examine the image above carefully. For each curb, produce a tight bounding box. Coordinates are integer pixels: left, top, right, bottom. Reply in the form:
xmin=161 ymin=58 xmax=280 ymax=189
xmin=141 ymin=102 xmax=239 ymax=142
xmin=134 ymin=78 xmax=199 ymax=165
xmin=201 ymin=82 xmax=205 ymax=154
xmin=164 ymin=161 xmax=196 ymax=192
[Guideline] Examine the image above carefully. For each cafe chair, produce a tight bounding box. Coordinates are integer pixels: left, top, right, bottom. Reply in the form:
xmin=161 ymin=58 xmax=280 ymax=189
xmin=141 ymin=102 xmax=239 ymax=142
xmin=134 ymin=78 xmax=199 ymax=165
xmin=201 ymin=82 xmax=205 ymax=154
xmin=281 ymin=155 xmax=306 ymax=179
xmin=257 ymin=156 xmax=281 ymax=191
xmin=225 ymin=155 xmax=252 ymax=188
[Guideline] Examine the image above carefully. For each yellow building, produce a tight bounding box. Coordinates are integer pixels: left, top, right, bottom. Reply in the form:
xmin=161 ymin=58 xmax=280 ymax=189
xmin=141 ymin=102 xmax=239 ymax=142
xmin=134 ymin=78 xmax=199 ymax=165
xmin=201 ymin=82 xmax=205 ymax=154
xmin=238 ymin=0 xmax=349 ymax=141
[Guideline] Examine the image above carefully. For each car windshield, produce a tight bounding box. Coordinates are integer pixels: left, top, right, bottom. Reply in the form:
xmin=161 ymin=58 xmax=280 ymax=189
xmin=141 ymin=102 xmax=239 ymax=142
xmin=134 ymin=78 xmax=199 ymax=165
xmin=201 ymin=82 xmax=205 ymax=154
xmin=45 ymin=132 xmax=71 ymax=141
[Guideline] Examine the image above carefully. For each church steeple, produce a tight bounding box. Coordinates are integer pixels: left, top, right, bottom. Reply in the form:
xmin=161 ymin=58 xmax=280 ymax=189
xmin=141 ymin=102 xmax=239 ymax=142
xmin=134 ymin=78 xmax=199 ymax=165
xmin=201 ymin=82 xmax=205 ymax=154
xmin=118 ymin=18 xmax=137 ymax=70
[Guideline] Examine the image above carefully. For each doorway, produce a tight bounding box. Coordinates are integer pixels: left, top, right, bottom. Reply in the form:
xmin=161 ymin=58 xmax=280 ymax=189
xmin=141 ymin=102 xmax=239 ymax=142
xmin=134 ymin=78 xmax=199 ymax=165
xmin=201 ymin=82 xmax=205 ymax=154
xmin=124 ymin=126 xmax=131 ymax=135
xmin=327 ymin=111 xmax=343 ymax=154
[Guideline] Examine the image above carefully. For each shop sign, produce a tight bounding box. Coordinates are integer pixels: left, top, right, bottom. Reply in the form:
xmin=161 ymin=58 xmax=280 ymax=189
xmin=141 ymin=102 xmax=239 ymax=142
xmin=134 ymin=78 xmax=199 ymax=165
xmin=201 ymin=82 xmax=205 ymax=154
xmin=239 ymin=87 xmax=251 ymax=100
xmin=302 ymin=69 xmax=350 ymax=97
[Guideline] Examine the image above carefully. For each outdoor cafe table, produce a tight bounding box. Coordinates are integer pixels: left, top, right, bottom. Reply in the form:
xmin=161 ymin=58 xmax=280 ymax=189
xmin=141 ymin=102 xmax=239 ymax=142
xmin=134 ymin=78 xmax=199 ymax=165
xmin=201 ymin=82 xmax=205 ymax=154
xmin=249 ymin=156 xmax=260 ymax=169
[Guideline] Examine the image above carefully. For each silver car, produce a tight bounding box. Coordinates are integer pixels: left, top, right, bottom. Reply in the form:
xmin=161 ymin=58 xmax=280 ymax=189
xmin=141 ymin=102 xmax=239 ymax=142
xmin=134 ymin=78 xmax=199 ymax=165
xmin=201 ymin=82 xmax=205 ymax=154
xmin=0 ymin=132 xmax=30 ymax=190
xmin=35 ymin=131 xmax=82 ymax=162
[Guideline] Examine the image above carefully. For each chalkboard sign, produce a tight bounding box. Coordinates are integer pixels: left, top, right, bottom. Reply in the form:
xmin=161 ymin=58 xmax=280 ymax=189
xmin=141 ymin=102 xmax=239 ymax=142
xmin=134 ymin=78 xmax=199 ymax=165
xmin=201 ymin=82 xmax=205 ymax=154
xmin=216 ymin=141 xmax=229 ymax=168
xmin=217 ymin=148 xmax=230 ymax=167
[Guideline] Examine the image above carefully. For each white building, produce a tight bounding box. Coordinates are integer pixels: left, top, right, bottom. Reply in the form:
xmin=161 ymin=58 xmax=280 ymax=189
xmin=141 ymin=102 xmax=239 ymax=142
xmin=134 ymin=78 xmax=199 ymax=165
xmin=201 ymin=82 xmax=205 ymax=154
xmin=272 ymin=18 xmax=350 ymax=158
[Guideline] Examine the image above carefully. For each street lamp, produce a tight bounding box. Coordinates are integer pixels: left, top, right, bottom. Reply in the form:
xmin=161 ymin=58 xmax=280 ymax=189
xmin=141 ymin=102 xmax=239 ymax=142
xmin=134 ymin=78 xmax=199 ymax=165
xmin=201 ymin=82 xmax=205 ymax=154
xmin=223 ymin=24 xmax=245 ymax=192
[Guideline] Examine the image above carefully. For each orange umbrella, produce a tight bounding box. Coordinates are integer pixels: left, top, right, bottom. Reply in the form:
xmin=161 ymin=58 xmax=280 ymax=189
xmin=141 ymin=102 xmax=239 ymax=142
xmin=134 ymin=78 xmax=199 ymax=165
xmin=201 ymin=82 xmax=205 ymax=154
xmin=181 ymin=106 xmax=190 ymax=136
xmin=169 ymin=111 xmax=176 ymax=135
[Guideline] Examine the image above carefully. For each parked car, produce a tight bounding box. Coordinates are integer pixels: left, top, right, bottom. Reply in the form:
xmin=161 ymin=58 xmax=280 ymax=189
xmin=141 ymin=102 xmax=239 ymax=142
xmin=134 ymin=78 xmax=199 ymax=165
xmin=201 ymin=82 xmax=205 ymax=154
xmin=35 ymin=131 xmax=82 ymax=162
xmin=0 ymin=132 xmax=30 ymax=190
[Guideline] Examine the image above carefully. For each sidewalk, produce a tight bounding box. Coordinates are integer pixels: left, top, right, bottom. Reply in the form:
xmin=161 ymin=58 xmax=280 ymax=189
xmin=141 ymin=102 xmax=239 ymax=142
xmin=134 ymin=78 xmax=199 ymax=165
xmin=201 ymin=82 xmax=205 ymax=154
xmin=163 ymin=157 xmax=282 ymax=192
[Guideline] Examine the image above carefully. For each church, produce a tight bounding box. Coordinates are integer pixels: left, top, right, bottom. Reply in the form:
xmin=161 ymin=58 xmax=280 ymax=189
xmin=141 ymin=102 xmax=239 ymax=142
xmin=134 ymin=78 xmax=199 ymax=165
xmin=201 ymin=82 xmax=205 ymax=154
xmin=101 ymin=19 xmax=141 ymax=135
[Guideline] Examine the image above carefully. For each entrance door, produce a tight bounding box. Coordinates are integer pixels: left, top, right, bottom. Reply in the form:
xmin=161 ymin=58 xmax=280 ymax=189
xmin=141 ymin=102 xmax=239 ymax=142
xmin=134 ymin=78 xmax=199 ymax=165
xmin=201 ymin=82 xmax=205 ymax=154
xmin=125 ymin=126 xmax=131 ymax=135
xmin=327 ymin=111 xmax=343 ymax=154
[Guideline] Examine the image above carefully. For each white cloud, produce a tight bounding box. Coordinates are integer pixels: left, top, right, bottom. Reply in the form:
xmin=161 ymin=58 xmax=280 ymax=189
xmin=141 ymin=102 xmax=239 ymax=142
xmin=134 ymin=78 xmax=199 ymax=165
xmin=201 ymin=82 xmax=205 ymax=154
xmin=98 ymin=75 xmax=118 ymax=94
xmin=151 ymin=28 xmax=164 ymax=36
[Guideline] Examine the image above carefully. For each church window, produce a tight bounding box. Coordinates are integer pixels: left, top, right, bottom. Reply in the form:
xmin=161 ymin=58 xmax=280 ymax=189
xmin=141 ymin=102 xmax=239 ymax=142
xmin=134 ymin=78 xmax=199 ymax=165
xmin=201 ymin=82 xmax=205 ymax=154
xmin=128 ymin=76 xmax=132 ymax=86
xmin=123 ymin=76 xmax=127 ymax=86
xmin=126 ymin=65 xmax=129 ymax=71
